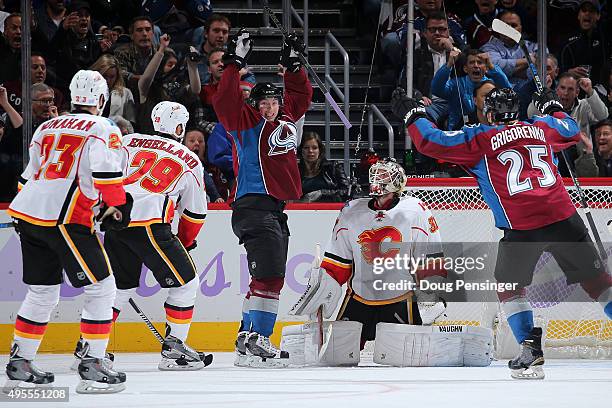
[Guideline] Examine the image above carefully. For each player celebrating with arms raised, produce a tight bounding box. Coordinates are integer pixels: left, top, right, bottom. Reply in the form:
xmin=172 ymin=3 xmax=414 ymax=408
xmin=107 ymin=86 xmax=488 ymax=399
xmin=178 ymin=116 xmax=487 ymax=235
xmin=391 ymin=86 xmax=612 ymax=379
xmin=6 ymin=70 xmax=131 ymax=393
xmin=213 ymin=29 xmax=312 ymax=367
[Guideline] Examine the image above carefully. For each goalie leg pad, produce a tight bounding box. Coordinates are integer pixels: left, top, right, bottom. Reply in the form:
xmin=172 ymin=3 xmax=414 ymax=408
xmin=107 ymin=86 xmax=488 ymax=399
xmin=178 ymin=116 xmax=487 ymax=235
xmin=373 ymin=323 xmax=493 ymax=367
xmin=280 ymin=321 xmax=362 ymax=366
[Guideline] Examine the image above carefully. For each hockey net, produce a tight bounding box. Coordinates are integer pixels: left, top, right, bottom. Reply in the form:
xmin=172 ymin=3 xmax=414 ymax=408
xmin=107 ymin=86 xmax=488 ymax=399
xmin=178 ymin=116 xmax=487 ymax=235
xmin=404 ymin=178 xmax=612 ymax=359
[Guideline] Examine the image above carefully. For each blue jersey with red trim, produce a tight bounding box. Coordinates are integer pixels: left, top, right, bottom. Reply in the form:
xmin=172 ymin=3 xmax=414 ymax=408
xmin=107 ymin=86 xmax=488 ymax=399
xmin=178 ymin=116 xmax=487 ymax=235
xmin=213 ymin=65 xmax=313 ymax=202
xmin=408 ymin=112 xmax=580 ymax=230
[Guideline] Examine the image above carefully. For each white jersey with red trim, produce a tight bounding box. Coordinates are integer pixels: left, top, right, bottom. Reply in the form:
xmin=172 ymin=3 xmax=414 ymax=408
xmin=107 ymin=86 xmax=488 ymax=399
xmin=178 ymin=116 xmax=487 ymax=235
xmin=8 ymin=113 xmax=126 ymax=228
xmin=320 ymin=196 xmax=443 ymax=304
xmin=121 ymin=133 xmax=207 ymax=248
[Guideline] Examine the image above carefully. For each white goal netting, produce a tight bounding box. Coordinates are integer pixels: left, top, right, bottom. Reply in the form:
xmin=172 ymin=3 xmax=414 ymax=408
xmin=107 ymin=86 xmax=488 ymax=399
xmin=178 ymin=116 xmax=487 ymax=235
xmin=404 ymin=178 xmax=612 ymax=359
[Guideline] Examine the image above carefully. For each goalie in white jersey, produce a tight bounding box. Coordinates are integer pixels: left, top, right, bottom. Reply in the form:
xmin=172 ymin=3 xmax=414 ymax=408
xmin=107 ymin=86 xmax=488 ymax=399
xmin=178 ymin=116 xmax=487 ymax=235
xmin=6 ymin=70 xmax=131 ymax=393
xmin=287 ymin=159 xmax=493 ymax=367
xmin=82 ymin=100 xmax=212 ymax=371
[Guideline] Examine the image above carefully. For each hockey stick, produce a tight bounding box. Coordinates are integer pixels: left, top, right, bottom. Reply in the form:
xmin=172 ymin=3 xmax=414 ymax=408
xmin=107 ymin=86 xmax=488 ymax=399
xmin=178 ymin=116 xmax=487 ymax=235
xmin=0 ymin=223 xmax=14 ymax=229
xmin=492 ymin=18 xmax=608 ymax=260
xmin=128 ymin=298 xmax=165 ymax=344
xmin=314 ymin=243 xmax=324 ymax=350
xmin=262 ymin=4 xmax=352 ymax=129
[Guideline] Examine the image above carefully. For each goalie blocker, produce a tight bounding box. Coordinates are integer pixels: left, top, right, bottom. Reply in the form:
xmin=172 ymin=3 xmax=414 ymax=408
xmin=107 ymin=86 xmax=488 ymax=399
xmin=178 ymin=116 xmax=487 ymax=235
xmin=281 ymin=322 xmax=493 ymax=367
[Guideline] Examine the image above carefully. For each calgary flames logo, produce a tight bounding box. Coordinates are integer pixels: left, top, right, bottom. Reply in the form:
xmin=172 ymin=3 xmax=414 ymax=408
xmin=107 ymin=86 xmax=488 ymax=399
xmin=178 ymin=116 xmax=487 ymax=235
xmin=357 ymin=226 xmax=403 ymax=264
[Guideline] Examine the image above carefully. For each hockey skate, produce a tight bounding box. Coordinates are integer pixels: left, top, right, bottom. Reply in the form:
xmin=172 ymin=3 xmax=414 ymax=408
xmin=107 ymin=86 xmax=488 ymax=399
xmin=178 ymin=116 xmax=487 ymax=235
xmin=159 ymin=335 xmax=212 ymax=370
xmin=70 ymin=337 xmax=114 ymax=371
xmin=509 ymin=327 xmax=545 ymax=380
xmin=244 ymin=332 xmax=290 ymax=368
xmin=234 ymin=331 xmax=249 ymax=367
xmin=76 ymin=355 xmax=126 ymax=394
xmin=4 ymin=344 xmax=54 ymax=392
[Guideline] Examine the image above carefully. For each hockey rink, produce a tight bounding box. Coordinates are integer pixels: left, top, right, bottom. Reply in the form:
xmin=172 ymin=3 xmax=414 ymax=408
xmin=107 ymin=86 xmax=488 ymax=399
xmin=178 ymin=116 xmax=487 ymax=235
xmin=1 ymin=353 xmax=610 ymax=408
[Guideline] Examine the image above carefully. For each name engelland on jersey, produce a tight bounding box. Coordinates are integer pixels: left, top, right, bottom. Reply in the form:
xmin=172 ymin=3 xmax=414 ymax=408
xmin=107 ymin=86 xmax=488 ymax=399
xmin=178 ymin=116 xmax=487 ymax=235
xmin=372 ymin=279 xmax=518 ymax=293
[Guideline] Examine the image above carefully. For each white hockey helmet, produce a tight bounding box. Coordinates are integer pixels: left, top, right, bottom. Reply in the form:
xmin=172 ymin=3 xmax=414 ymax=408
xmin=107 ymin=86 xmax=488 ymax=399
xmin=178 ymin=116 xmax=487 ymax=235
xmin=151 ymin=101 xmax=190 ymax=141
xmin=368 ymin=158 xmax=408 ymax=196
xmin=69 ymin=70 xmax=109 ymax=114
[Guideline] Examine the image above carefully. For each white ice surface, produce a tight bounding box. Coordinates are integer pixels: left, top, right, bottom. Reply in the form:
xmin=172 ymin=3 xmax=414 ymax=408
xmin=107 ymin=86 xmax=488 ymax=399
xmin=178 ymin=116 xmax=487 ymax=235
xmin=2 ymin=353 xmax=611 ymax=408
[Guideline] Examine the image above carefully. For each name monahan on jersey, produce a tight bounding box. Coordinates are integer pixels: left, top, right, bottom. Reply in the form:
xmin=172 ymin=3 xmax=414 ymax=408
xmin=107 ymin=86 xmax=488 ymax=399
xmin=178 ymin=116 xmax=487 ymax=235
xmin=320 ymin=196 xmax=445 ymax=304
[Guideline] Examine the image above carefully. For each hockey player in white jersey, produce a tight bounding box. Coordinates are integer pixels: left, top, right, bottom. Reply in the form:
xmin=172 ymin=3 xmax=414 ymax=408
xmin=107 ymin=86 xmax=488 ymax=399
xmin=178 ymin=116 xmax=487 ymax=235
xmin=6 ymin=70 xmax=131 ymax=394
xmin=287 ymin=159 xmax=493 ymax=367
xmin=80 ymin=101 xmax=212 ymax=370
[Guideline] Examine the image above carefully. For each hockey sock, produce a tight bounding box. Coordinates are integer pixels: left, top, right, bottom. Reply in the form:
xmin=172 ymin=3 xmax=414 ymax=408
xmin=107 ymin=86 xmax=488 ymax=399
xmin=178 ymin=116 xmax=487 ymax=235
xmin=499 ymin=289 xmax=533 ymax=343
xmin=248 ymin=277 xmax=284 ymax=337
xmin=239 ymin=292 xmax=252 ymax=332
xmin=13 ymin=285 xmax=61 ymax=360
xmin=80 ymin=276 xmax=116 ymax=358
xmin=113 ymin=287 xmax=136 ymax=321
xmin=165 ymin=276 xmax=199 ymax=341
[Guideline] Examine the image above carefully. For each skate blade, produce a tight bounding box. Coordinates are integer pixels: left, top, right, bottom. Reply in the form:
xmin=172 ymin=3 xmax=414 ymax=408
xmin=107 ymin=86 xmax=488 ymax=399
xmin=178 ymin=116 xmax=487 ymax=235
xmin=158 ymin=358 xmax=204 ymax=371
xmin=76 ymin=379 xmax=126 ymax=394
xmin=511 ymin=365 xmax=545 ymax=380
xmin=243 ymin=355 xmax=290 ymax=368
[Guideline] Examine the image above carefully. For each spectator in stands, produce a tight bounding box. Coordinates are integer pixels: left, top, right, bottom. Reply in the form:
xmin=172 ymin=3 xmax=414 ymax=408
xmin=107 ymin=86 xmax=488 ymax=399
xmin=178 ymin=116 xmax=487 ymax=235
xmin=401 ymin=11 xmax=454 ymax=126
xmin=111 ymin=115 xmax=134 ymax=135
xmin=34 ymin=0 xmax=66 ymax=43
xmin=137 ymin=33 xmax=202 ymax=135
xmin=0 ymin=85 xmax=22 ymax=201
xmin=468 ymin=79 xmax=497 ymax=125
xmin=593 ymin=119 xmax=612 ymax=176
xmin=115 ymin=16 xmax=156 ymax=102
xmin=545 ymin=54 xmax=561 ymax=90
xmin=482 ymin=10 xmax=543 ymax=118
xmin=90 ymin=54 xmax=136 ymax=125
xmin=31 ymin=53 xmax=67 ymax=111
xmin=497 ymin=0 xmax=533 ymax=39
xmin=403 ymin=0 xmax=466 ymax=51
xmin=195 ymin=13 xmax=230 ymax=85
xmin=298 ymin=132 xmax=350 ymax=203
xmin=559 ymin=0 xmax=609 ymax=85
xmin=594 ymin=64 xmax=612 ymax=117
xmin=50 ymin=1 xmax=108 ymax=92
xmin=431 ymin=48 xmax=511 ymax=130
xmin=143 ymin=0 xmax=212 ymax=44
xmin=0 ymin=13 xmax=22 ymax=110
xmin=528 ymin=72 xmax=603 ymax=176
xmin=199 ymin=47 xmax=225 ymax=135
xmin=183 ymin=128 xmax=225 ymax=203
xmin=463 ymin=0 xmax=500 ymax=49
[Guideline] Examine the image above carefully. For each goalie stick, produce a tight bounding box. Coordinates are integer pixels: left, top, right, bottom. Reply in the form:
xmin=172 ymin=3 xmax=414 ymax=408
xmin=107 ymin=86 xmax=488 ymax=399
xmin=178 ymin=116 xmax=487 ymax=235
xmin=128 ymin=298 xmax=213 ymax=366
xmin=492 ymin=18 xmax=608 ymax=261
xmin=261 ymin=4 xmax=352 ymax=129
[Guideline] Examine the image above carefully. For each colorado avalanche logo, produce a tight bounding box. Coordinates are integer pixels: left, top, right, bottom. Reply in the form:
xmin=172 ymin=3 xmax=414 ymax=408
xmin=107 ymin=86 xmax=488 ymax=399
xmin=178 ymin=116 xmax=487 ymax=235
xmin=268 ymin=120 xmax=298 ymax=156
xmin=357 ymin=227 xmax=403 ymax=264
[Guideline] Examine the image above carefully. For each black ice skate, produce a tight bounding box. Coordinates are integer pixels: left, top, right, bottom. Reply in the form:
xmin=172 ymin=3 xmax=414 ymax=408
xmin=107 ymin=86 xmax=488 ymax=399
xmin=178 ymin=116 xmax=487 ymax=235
xmin=4 ymin=344 xmax=54 ymax=392
xmin=509 ymin=327 xmax=545 ymax=380
xmin=159 ymin=335 xmax=212 ymax=370
xmin=70 ymin=337 xmax=114 ymax=371
xmin=77 ymin=355 xmax=126 ymax=394
xmin=245 ymin=332 xmax=290 ymax=368
xmin=234 ymin=331 xmax=249 ymax=367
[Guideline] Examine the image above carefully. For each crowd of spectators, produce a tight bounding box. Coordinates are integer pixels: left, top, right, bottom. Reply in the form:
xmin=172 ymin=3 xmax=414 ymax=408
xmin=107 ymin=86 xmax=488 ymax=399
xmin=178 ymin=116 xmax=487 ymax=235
xmin=1 ymin=0 xmax=611 ymax=205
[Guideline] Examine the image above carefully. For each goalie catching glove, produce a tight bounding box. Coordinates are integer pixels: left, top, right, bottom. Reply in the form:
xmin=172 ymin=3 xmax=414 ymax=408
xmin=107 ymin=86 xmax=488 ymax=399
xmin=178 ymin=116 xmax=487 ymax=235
xmin=289 ymin=266 xmax=342 ymax=320
xmin=390 ymin=87 xmax=428 ymax=126
xmin=96 ymin=192 xmax=133 ymax=231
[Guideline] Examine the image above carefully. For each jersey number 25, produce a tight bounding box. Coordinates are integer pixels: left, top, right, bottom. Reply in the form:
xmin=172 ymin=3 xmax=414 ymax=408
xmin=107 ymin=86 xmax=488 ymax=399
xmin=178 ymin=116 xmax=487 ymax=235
xmin=497 ymin=145 xmax=556 ymax=196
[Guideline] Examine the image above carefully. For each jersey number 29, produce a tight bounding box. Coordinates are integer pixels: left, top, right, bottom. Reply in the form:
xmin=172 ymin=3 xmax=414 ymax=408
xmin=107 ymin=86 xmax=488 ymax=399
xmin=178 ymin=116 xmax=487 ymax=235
xmin=123 ymin=150 xmax=183 ymax=193
xmin=497 ymin=145 xmax=556 ymax=196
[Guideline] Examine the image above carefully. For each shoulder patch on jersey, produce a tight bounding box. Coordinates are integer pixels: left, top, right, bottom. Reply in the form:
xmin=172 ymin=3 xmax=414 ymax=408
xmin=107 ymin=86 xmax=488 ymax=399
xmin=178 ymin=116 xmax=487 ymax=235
xmin=108 ymin=133 xmax=122 ymax=149
xmin=428 ymin=215 xmax=439 ymax=233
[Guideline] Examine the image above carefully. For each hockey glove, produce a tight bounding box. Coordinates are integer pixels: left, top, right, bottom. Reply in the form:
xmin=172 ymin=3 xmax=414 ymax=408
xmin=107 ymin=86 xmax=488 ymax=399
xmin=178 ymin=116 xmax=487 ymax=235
xmin=223 ymin=28 xmax=253 ymax=69
xmin=289 ymin=267 xmax=342 ymax=320
xmin=279 ymin=33 xmax=305 ymax=73
xmin=97 ymin=193 xmax=133 ymax=232
xmin=533 ymin=88 xmax=564 ymax=115
xmin=391 ymin=87 xmax=428 ymax=126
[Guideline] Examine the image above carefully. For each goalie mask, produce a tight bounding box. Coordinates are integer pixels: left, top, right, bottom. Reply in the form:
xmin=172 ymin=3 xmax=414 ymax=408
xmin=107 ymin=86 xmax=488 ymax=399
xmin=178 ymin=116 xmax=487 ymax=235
xmin=69 ymin=70 xmax=109 ymax=114
xmin=151 ymin=101 xmax=190 ymax=142
xmin=368 ymin=158 xmax=408 ymax=196
xmin=483 ymin=87 xmax=519 ymax=124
